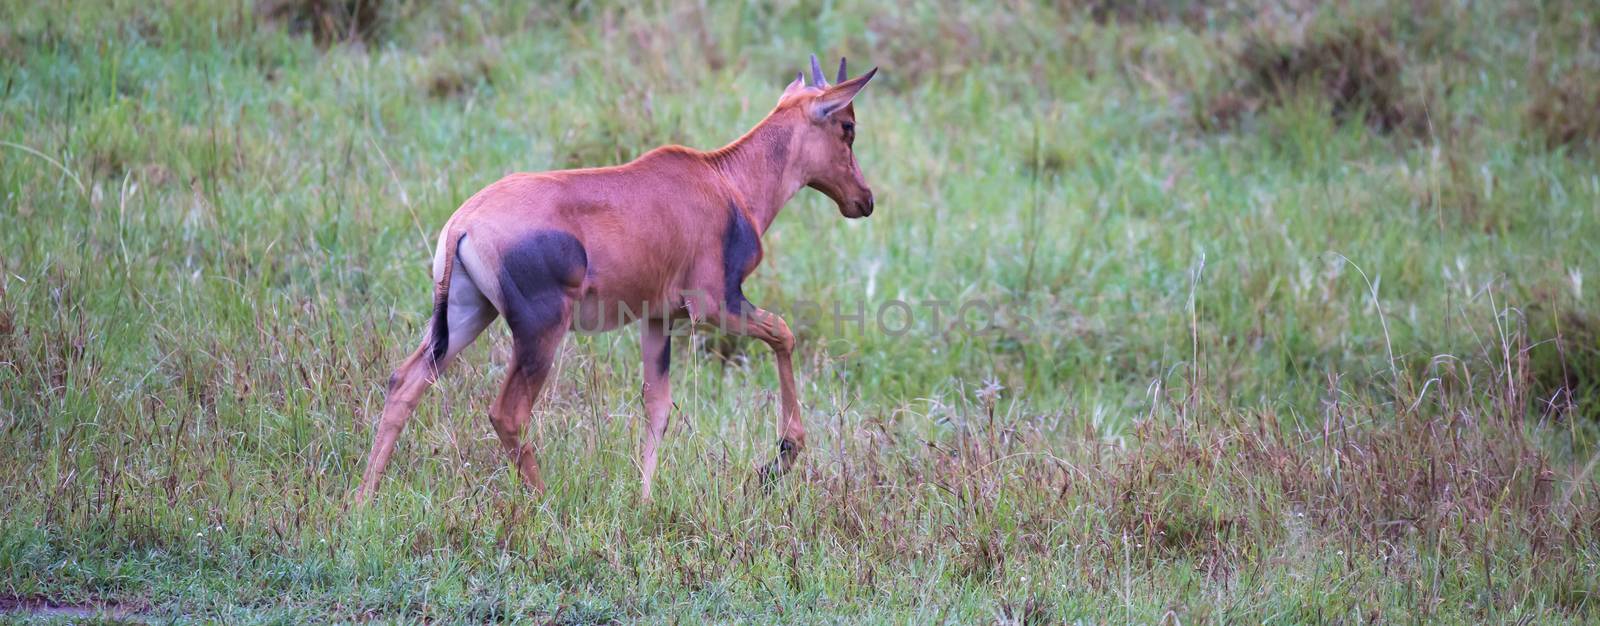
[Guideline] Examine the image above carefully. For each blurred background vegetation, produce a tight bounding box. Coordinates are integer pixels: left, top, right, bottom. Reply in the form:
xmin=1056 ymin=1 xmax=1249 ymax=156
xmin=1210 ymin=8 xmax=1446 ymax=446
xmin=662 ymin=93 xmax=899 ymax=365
xmin=1 ymin=0 xmax=1598 ymax=622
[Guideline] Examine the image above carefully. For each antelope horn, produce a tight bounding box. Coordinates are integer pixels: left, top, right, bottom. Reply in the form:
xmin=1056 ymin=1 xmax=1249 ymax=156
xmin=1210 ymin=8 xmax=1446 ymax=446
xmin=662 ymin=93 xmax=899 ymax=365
xmin=809 ymin=54 xmax=826 ymax=87
xmin=837 ymin=57 xmax=848 ymax=83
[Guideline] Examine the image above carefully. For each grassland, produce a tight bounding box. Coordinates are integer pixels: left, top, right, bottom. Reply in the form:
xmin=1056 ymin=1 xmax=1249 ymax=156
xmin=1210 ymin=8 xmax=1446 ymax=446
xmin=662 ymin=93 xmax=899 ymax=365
xmin=2 ymin=0 xmax=1599 ymax=622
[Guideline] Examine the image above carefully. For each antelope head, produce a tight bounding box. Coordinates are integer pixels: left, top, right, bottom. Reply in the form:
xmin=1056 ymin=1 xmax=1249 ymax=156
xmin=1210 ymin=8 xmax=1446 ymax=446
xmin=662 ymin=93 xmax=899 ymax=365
xmin=780 ymin=55 xmax=879 ymax=218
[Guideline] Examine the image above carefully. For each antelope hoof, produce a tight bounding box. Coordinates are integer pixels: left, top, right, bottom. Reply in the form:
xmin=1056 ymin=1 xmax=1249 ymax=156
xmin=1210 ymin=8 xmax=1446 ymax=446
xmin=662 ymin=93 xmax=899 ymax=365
xmin=757 ymin=459 xmax=786 ymax=490
xmin=756 ymin=438 xmax=802 ymax=490
xmin=348 ymin=491 xmax=374 ymax=514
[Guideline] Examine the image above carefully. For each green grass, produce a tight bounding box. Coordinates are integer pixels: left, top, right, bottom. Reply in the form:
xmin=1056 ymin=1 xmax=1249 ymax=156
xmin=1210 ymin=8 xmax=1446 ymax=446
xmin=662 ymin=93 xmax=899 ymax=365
xmin=2 ymin=0 xmax=1599 ymax=622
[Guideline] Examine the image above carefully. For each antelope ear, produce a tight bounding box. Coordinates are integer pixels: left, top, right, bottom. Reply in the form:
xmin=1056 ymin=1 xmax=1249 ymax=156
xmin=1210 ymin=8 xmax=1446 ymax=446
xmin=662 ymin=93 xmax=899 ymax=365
xmin=809 ymin=67 xmax=877 ymax=119
xmin=782 ymin=72 xmax=805 ymax=97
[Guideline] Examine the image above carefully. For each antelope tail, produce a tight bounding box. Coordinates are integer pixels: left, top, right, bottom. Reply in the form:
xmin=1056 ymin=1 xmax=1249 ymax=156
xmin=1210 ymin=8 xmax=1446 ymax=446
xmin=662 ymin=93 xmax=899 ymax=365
xmin=428 ymin=230 xmax=465 ymax=364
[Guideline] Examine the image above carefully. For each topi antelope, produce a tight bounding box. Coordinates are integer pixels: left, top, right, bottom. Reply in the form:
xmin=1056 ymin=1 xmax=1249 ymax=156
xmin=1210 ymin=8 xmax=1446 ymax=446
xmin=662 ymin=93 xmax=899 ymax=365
xmin=357 ymin=55 xmax=878 ymax=502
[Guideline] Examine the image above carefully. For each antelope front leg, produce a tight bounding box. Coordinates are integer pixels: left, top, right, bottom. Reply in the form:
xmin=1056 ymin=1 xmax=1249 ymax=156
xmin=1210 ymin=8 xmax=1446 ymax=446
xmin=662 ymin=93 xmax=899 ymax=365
xmin=708 ymin=305 xmax=805 ymax=483
xmin=638 ymin=318 xmax=673 ymax=502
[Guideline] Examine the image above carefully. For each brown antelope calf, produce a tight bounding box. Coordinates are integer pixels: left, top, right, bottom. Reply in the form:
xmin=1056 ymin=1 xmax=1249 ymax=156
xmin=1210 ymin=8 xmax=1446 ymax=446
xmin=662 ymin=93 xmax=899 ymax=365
xmin=356 ymin=56 xmax=878 ymax=502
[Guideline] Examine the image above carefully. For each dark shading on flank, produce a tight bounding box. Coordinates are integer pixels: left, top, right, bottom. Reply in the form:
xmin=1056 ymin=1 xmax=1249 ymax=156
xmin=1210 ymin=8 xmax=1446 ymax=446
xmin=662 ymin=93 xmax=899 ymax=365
xmin=721 ymin=203 xmax=761 ymax=315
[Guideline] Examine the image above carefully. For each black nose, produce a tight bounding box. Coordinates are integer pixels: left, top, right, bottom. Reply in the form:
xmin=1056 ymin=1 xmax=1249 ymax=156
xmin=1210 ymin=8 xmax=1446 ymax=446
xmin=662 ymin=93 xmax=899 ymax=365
xmin=860 ymin=193 xmax=874 ymax=217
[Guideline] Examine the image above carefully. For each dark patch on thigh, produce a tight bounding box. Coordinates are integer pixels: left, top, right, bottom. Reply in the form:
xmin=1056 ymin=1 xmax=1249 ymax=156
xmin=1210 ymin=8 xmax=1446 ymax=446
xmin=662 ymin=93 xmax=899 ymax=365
xmin=655 ymin=334 xmax=672 ymax=375
xmin=721 ymin=203 xmax=761 ymax=315
xmin=498 ymin=230 xmax=587 ymax=371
